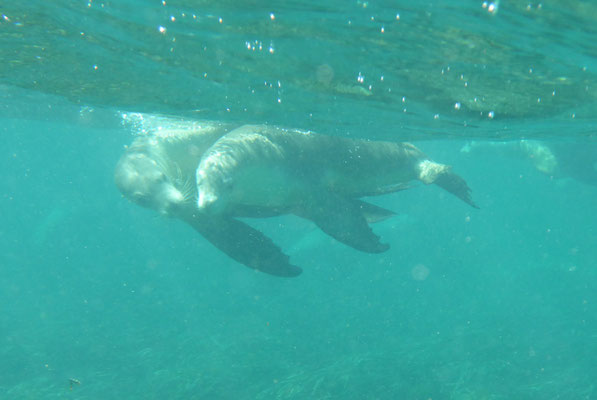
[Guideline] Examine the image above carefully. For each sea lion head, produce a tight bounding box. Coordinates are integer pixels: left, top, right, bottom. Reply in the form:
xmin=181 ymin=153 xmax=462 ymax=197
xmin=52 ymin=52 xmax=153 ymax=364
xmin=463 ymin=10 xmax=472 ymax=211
xmin=115 ymin=151 xmax=187 ymax=216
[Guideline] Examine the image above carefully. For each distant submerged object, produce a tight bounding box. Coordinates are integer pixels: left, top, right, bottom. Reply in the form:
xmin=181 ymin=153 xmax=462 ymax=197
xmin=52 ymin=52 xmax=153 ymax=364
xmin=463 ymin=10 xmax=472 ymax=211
xmin=461 ymin=140 xmax=597 ymax=187
xmin=115 ymin=115 xmax=478 ymax=277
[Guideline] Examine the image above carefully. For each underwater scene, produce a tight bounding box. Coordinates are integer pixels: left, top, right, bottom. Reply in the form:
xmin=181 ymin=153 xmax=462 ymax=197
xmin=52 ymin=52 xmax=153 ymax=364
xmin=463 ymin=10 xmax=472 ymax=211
xmin=1 ymin=1 xmax=596 ymax=399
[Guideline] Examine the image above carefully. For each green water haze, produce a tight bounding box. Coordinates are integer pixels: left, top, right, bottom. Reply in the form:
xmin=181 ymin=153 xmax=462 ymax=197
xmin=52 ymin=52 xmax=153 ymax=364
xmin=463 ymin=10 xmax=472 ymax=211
xmin=1 ymin=1 xmax=596 ymax=399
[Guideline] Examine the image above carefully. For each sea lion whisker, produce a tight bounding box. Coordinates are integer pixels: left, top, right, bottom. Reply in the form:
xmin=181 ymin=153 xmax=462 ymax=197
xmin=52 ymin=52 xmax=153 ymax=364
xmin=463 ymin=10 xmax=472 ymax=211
xmin=180 ymin=177 xmax=196 ymax=203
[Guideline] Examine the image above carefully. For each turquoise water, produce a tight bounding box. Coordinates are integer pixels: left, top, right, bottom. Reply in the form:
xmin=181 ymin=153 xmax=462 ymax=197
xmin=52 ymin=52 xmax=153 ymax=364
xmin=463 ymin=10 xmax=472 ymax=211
xmin=1 ymin=1 xmax=597 ymax=399
xmin=2 ymin=0 xmax=597 ymax=139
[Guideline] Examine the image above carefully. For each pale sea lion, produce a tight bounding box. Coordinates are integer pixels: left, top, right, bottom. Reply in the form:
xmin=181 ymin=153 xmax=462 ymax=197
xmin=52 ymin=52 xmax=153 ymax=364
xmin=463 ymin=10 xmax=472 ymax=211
xmin=116 ymin=117 xmax=478 ymax=277
xmin=115 ymin=120 xmax=303 ymax=277
xmin=115 ymin=120 xmax=232 ymax=216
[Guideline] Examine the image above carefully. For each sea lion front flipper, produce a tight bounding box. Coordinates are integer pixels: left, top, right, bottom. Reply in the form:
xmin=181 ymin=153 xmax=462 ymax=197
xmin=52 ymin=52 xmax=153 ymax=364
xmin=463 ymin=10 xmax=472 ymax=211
xmin=297 ymin=195 xmax=390 ymax=253
xmin=186 ymin=214 xmax=302 ymax=277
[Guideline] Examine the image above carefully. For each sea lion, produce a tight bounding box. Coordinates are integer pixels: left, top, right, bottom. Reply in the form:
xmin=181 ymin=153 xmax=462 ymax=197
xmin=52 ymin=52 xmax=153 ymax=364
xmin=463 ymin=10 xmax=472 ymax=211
xmin=461 ymin=140 xmax=597 ymax=187
xmin=115 ymin=117 xmax=478 ymax=277
xmin=195 ymin=124 xmax=478 ymax=254
xmin=115 ymin=120 xmax=232 ymax=216
xmin=115 ymin=119 xmax=303 ymax=277
xmin=461 ymin=140 xmax=558 ymax=175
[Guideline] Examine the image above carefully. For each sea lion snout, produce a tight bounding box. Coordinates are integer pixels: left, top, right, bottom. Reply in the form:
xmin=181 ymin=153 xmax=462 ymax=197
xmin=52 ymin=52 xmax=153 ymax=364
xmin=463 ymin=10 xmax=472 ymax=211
xmin=115 ymin=151 xmax=186 ymax=216
xmin=197 ymin=188 xmax=218 ymax=210
xmin=196 ymin=183 xmax=231 ymax=215
xmin=196 ymin=164 xmax=233 ymax=213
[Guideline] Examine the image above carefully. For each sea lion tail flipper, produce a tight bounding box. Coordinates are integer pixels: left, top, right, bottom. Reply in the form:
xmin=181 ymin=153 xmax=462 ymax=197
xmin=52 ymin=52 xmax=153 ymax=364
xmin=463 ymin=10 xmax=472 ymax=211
xmin=188 ymin=215 xmax=302 ymax=277
xmin=434 ymin=170 xmax=480 ymax=209
xmin=298 ymin=195 xmax=390 ymax=253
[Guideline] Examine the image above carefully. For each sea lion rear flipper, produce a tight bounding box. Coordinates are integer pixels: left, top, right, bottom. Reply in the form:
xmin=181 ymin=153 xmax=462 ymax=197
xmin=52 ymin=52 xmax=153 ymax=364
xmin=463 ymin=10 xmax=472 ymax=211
xmin=298 ymin=195 xmax=390 ymax=253
xmin=353 ymin=200 xmax=395 ymax=223
xmin=434 ymin=171 xmax=480 ymax=209
xmin=187 ymin=214 xmax=302 ymax=277
xmin=360 ymin=182 xmax=412 ymax=197
xmin=418 ymin=160 xmax=479 ymax=208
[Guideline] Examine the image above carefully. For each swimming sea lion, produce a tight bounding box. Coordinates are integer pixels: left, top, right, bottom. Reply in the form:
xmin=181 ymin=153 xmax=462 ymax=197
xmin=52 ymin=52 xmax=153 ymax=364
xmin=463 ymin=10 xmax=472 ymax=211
xmin=461 ymin=140 xmax=597 ymax=187
xmin=195 ymin=124 xmax=478 ymax=254
xmin=115 ymin=117 xmax=478 ymax=277
xmin=115 ymin=120 xmax=232 ymax=216
xmin=115 ymin=119 xmax=303 ymax=277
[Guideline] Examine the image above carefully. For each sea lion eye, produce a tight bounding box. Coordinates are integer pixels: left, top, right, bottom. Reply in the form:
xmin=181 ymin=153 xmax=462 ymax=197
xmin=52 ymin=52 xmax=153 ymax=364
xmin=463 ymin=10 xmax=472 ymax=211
xmin=148 ymin=170 xmax=167 ymax=183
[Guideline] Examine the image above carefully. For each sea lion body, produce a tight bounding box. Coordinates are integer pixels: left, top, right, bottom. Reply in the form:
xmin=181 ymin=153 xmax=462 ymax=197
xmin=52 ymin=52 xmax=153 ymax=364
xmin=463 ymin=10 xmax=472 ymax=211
xmin=116 ymin=118 xmax=477 ymax=277
xmin=196 ymin=124 xmax=475 ymax=213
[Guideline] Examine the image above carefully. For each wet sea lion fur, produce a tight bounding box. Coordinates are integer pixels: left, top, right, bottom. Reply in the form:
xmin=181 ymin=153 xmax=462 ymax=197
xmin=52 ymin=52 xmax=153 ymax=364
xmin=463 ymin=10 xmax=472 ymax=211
xmin=115 ymin=117 xmax=478 ymax=277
